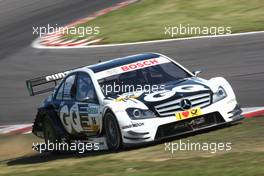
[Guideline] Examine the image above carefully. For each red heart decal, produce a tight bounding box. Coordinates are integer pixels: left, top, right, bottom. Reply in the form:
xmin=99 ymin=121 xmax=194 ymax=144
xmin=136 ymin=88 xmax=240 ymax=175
xmin=182 ymin=111 xmax=189 ymax=118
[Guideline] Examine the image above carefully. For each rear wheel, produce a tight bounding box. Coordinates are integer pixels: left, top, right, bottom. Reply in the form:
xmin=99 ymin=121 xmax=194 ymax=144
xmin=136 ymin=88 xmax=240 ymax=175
xmin=104 ymin=112 xmax=122 ymax=151
xmin=43 ymin=115 xmax=61 ymax=152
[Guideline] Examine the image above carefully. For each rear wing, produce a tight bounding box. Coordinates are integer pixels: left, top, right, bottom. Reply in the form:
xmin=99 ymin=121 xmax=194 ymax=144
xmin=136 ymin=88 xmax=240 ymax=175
xmin=26 ymin=71 xmax=70 ymax=96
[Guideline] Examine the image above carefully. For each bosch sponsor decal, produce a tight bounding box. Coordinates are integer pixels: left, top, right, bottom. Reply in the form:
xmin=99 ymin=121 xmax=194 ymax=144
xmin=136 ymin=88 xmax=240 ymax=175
xmin=120 ymin=58 xmax=160 ymax=71
xmin=95 ymin=57 xmax=171 ymax=79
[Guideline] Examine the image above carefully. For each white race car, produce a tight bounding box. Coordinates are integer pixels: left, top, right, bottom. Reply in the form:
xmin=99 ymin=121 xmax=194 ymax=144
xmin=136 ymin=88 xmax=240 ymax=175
xmin=27 ymin=53 xmax=243 ymax=151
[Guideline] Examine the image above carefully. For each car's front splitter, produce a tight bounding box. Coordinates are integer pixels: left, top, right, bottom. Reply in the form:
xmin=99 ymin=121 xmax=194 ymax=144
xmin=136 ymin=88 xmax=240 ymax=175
xmin=122 ymin=111 xmax=244 ymax=144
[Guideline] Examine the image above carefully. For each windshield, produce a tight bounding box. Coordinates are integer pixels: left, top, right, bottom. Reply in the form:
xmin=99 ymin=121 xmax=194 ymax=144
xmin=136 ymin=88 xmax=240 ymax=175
xmin=98 ymin=61 xmax=191 ymax=97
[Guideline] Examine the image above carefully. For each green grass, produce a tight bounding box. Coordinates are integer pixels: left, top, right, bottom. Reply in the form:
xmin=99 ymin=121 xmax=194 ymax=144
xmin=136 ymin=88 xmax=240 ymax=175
xmin=0 ymin=134 xmax=41 ymax=161
xmin=65 ymin=0 xmax=264 ymax=43
xmin=0 ymin=117 xmax=264 ymax=176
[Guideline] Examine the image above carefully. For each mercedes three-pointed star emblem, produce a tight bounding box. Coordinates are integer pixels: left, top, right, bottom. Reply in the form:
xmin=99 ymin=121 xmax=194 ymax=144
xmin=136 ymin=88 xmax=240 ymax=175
xmin=180 ymin=99 xmax=192 ymax=110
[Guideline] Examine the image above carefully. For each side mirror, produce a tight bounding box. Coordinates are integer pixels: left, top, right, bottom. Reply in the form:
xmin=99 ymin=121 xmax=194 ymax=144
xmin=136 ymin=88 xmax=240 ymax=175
xmin=192 ymin=70 xmax=202 ymax=77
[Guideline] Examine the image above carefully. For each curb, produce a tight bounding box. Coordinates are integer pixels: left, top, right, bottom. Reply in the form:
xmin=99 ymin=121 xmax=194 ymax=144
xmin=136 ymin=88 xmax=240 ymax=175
xmin=32 ymin=30 xmax=264 ymax=49
xmin=242 ymin=107 xmax=264 ymax=118
xmin=32 ymin=0 xmax=138 ymax=48
xmin=0 ymin=124 xmax=32 ymax=135
xmin=1 ymin=107 xmax=264 ymax=135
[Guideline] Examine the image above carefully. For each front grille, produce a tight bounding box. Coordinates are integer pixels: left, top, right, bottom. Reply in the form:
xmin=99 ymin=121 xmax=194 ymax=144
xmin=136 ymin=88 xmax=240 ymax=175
xmin=155 ymin=112 xmax=225 ymax=140
xmin=155 ymin=93 xmax=211 ymax=117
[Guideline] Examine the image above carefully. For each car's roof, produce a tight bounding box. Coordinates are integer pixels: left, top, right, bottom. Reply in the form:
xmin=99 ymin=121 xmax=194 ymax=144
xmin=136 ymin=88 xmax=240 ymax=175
xmin=87 ymin=53 xmax=161 ymax=73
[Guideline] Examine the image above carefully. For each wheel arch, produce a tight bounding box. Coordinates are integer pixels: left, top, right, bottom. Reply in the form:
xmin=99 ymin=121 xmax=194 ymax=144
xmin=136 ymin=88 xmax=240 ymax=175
xmin=101 ymin=107 xmax=123 ymax=150
xmin=33 ymin=107 xmax=67 ymax=139
xmin=100 ymin=107 xmax=115 ymax=135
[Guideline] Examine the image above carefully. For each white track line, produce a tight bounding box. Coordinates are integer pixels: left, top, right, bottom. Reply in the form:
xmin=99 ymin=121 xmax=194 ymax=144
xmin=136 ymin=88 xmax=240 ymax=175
xmin=32 ymin=30 xmax=264 ymax=49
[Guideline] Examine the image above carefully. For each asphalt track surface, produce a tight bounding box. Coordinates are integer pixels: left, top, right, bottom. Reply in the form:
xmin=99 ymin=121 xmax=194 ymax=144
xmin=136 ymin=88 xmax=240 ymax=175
xmin=0 ymin=1 xmax=264 ymax=124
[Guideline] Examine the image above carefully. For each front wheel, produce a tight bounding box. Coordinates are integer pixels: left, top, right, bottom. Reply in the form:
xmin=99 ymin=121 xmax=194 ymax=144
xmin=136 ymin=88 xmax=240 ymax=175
xmin=104 ymin=112 xmax=122 ymax=151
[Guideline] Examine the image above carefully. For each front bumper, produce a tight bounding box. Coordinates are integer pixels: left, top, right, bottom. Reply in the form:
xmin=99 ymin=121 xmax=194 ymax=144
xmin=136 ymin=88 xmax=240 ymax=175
xmin=122 ymin=104 xmax=244 ymax=144
xmin=155 ymin=111 xmax=244 ymax=140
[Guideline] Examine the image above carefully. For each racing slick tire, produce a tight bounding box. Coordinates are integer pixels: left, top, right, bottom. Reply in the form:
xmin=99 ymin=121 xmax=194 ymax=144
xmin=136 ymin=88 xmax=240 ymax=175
xmin=43 ymin=115 xmax=61 ymax=153
xmin=104 ymin=112 xmax=122 ymax=151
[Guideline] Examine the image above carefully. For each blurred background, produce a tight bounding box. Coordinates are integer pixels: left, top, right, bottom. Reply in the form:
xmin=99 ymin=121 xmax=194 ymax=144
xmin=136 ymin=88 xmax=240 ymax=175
xmin=0 ymin=0 xmax=263 ymax=175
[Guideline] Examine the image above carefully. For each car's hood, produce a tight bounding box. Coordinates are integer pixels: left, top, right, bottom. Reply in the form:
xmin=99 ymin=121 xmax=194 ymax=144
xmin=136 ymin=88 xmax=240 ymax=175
xmin=109 ymin=77 xmax=213 ymax=117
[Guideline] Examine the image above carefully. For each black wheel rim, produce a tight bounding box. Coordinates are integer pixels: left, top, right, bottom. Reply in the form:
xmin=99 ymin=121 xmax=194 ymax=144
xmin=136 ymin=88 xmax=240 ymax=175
xmin=106 ymin=115 xmax=119 ymax=147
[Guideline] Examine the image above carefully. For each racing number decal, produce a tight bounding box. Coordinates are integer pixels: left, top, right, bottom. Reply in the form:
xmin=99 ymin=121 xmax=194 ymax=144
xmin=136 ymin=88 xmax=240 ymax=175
xmin=60 ymin=105 xmax=72 ymax=133
xmin=59 ymin=103 xmax=99 ymax=134
xmin=60 ymin=104 xmax=83 ymax=133
xmin=144 ymin=89 xmax=175 ymax=102
xmin=144 ymin=85 xmax=208 ymax=102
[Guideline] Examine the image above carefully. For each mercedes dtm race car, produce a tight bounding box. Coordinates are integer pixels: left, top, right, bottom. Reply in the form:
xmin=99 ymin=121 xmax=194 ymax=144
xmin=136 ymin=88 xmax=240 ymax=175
xmin=26 ymin=53 xmax=243 ymax=151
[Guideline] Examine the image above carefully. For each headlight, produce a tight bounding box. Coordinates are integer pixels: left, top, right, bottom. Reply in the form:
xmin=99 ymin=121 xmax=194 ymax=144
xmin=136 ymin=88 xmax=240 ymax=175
xmin=212 ymin=86 xmax=227 ymax=103
xmin=126 ymin=108 xmax=156 ymax=120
